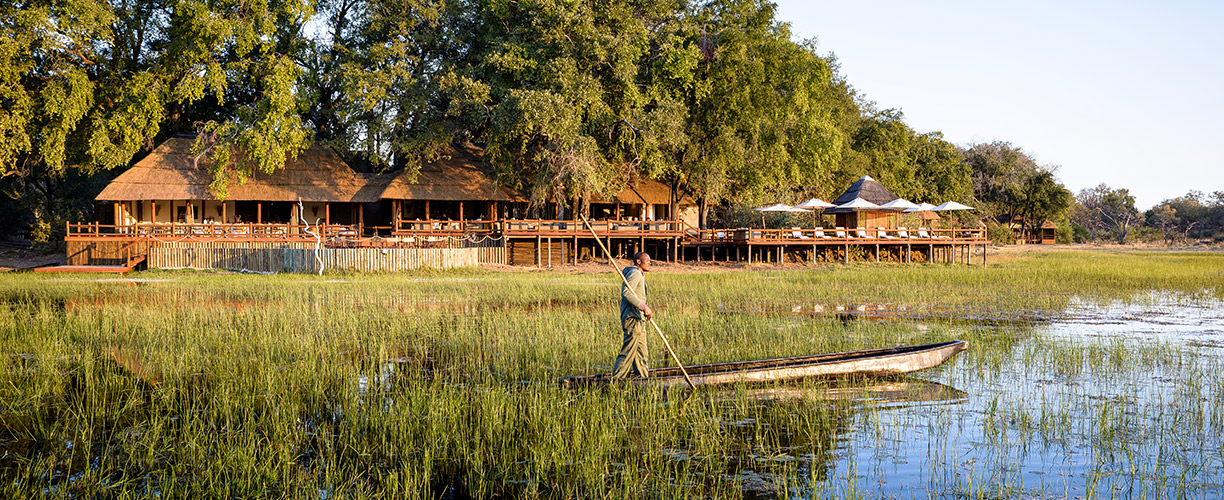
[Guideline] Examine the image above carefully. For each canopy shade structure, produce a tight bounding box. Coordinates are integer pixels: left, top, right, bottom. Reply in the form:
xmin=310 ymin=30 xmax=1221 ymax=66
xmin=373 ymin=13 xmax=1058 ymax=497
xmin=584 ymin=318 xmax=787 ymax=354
xmin=878 ymin=198 xmax=919 ymax=211
xmin=794 ymin=198 xmax=835 ymax=210
xmin=903 ymin=202 xmax=938 ymax=213
xmin=903 ymin=202 xmax=941 ymax=220
xmin=932 ymin=201 xmax=975 ymax=211
xmin=754 ymin=203 xmax=810 ymax=213
xmin=831 ymin=197 xmax=882 ymax=212
xmin=753 ymin=203 xmax=808 ymax=228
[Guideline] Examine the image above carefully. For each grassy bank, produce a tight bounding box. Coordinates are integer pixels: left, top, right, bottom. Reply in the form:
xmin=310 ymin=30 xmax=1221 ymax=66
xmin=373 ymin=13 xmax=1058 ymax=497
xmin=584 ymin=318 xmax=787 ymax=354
xmin=1 ymin=250 xmax=1222 ymax=498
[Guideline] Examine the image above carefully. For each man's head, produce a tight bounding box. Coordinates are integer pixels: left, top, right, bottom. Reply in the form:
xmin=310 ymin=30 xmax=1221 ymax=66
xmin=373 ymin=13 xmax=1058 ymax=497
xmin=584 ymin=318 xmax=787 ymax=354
xmin=633 ymin=251 xmax=652 ymax=272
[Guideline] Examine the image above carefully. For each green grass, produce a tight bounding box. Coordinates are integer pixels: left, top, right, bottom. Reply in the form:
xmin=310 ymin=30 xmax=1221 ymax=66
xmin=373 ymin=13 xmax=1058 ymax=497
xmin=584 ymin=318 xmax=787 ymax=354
xmin=0 ymin=249 xmax=1222 ymax=498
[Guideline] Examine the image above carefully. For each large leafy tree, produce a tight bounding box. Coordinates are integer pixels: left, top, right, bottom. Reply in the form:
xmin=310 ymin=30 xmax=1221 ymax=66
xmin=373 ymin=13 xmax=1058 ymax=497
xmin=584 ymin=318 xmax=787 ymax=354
xmin=1074 ymin=183 xmax=1142 ymax=244
xmin=964 ymin=141 xmax=1070 ymax=226
xmin=1014 ymin=171 xmax=1071 ymax=237
xmin=664 ymin=0 xmax=845 ymax=226
xmin=1 ymin=0 xmax=316 ymax=240
xmin=1144 ymin=190 xmax=1224 ymax=243
xmin=0 ymin=0 xmax=165 ymax=242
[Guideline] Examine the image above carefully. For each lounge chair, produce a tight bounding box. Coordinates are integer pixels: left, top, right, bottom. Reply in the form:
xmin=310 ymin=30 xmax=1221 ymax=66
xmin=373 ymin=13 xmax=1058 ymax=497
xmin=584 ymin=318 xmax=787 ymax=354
xmin=917 ymin=228 xmax=931 ymax=239
xmin=877 ymin=227 xmax=896 ymax=239
xmin=855 ymin=227 xmax=871 ymax=239
xmin=792 ymin=227 xmax=811 ymax=240
xmin=835 ymin=227 xmax=847 ymax=238
xmin=897 ymin=227 xmax=911 ymax=238
xmin=814 ymin=227 xmax=832 ymax=239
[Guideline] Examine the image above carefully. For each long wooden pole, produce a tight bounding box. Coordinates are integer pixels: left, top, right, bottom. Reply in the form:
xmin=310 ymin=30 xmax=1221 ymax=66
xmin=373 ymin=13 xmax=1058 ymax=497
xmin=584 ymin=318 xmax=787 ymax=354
xmin=582 ymin=217 xmax=696 ymax=389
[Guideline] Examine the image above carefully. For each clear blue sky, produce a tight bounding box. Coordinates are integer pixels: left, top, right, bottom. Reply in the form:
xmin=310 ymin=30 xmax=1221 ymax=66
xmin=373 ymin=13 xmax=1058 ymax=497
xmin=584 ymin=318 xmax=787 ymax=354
xmin=773 ymin=0 xmax=1223 ymax=209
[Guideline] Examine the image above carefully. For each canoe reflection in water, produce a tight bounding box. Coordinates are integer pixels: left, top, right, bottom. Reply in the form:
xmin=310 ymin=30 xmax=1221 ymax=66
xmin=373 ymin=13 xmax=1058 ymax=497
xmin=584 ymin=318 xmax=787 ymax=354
xmin=703 ymin=377 xmax=968 ymax=407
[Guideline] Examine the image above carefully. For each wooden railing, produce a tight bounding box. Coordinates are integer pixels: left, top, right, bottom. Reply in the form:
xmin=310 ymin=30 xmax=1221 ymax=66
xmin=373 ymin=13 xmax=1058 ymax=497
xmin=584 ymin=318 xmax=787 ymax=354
xmin=394 ymin=219 xmax=499 ymax=234
xmin=691 ymin=227 xmax=987 ymax=243
xmin=393 ymin=219 xmax=683 ymax=236
xmin=500 ymin=219 xmax=680 ymax=235
xmin=69 ymin=220 xmax=985 ymax=244
xmin=66 ymin=222 xmax=363 ymax=240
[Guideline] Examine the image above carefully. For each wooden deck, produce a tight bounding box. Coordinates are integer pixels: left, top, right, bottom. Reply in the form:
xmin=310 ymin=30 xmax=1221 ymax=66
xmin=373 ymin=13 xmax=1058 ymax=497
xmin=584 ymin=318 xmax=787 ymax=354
xmin=63 ymin=220 xmax=989 ymax=267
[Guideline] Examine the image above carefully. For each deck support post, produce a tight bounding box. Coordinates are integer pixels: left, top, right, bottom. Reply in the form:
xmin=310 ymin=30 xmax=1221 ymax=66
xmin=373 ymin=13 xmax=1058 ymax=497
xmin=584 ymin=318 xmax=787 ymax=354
xmin=844 ymin=243 xmax=848 ymax=264
xmin=747 ymin=244 xmax=752 ymax=264
xmin=547 ymin=237 xmax=552 ymax=268
xmin=875 ymin=243 xmax=879 ymax=263
xmin=536 ymin=235 xmax=541 ymax=267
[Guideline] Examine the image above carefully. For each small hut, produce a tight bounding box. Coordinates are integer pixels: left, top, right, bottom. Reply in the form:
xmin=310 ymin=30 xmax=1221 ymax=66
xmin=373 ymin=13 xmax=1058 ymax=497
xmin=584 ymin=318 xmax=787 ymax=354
xmin=824 ymin=175 xmax=901 ymax=229
xmin=1012 ymin=219 xmax=1058 ymax=244
xmin=95 ymin=137 xmax=380 ymax=228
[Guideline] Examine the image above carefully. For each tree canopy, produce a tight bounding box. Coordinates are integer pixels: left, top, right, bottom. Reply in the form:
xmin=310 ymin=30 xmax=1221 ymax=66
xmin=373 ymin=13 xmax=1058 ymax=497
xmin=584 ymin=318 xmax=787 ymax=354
xmin=3 ymin=0 xmax=1085 ymax=240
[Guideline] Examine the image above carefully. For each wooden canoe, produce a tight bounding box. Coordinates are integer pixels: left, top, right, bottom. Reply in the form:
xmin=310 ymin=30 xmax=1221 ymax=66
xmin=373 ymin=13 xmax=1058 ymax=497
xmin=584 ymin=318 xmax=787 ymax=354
xmin=561 ymin=340 xmax=967 ymax=389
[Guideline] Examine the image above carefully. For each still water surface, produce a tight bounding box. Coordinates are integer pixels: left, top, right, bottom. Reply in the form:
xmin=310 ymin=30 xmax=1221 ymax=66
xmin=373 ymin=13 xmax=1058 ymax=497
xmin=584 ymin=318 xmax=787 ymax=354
xmin=797 ymin=292 xmax=1224 ymax=499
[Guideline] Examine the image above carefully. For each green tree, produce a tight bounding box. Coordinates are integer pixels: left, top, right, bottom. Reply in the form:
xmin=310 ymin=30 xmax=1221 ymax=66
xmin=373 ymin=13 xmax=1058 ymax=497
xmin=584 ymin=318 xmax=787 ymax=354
xmin=1074 ymin=183 xmax=1142 ymax=244
xmin=964 ymin=141 xmax=1072 ymax=239
xmin=1014 ymin=171 xmax=1071 ymax=239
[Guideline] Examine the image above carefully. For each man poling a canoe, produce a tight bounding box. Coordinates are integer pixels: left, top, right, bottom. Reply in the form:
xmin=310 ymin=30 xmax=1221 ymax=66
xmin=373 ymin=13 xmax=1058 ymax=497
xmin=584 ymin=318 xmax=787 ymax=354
xmin=579 ymin=217 xmax=696 ymax=388
xmin=612 ymin=252 xmax=652 ymax=378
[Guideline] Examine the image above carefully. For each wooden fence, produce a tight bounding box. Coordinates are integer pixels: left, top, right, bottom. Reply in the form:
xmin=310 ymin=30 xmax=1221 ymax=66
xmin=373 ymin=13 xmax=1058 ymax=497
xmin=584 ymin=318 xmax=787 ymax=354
xmin=148 ymin=241 xmax=501 ymax=272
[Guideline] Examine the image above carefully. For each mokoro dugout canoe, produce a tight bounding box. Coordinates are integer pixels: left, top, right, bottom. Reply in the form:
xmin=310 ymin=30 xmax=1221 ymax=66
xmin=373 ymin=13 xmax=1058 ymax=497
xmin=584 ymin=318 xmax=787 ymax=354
xmin=561 ymin=340 xmax=968 ymax=389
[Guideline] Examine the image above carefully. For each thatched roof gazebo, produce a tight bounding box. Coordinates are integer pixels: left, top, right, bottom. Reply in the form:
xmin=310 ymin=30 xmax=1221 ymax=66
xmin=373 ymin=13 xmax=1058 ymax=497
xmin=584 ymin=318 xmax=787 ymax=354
xmin=824 ymin=175 xmax=902 ymax=229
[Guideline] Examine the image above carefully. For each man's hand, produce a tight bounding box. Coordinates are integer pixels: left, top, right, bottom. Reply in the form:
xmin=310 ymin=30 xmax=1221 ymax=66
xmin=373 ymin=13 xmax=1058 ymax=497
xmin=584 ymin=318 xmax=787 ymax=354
xmin=640 ymin=304 xmax=653 ymax=320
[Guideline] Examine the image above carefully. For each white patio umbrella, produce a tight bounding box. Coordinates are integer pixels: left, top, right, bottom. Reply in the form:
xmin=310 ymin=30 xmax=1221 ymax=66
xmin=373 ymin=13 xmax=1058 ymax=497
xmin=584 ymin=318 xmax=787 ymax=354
xmin=878 ymin=198 xmax=918 ymax=226
xmin=794 ymin=198 xmax=836 ymax=210
xmin=903 ymin=202 xmax=938 ymax=213
xmin=931 ymin=201 xmax=974 ymax=229
xmin=753 ymin=203 xmax=809 ymax=227
xmin=794 ymin=198 xmax=835 ymax=227
xmin=878 ymin=198 xmax=918 ymax=211
xmin=833 ymin=197 xmax=881 ymax=211
xmin=932 ymin=201 xmax=974 ymax=211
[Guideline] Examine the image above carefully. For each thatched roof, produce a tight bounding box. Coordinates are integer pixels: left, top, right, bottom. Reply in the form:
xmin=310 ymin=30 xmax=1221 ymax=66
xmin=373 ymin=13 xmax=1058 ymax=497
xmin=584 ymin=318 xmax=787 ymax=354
xmin=378 ymin=144 xmax=526 ymax=202
xmin=96 ymin=138 xmax=380 ymax=203
xmin=593 ymin=178 xmax=694 ymax=205
xmin=826 ymin=175 xmax=899 ymax=213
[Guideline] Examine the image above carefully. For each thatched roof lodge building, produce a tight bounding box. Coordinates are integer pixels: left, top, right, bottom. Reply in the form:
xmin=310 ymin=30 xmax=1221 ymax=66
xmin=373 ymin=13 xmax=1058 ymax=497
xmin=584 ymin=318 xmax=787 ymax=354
xmin=67 ymin=137 xmax=702 ymax=269
xmin=96 ymin=137 xmax=380 ymax=230
xmin=63 ymin=138 xmax=986 ymax=271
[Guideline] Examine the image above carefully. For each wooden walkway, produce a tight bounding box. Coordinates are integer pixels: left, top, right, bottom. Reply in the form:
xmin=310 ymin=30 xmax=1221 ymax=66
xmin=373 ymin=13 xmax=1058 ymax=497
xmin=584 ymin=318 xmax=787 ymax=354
xmin=34 ymin=257 xmax=144 ymax=274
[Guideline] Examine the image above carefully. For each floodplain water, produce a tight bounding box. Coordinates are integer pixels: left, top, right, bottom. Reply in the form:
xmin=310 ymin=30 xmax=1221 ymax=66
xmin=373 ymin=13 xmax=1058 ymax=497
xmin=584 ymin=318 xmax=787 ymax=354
xmin=765 ymin=292 xmax=1224 ymax=499
xmin=2 ymin=253 xmax=1223 ymax=499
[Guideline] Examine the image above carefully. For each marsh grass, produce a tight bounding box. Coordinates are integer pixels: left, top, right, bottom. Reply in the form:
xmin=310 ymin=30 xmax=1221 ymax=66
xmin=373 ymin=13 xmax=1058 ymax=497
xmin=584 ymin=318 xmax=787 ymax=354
xmin=1 ymin=250 xmax=1222 ymax=498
